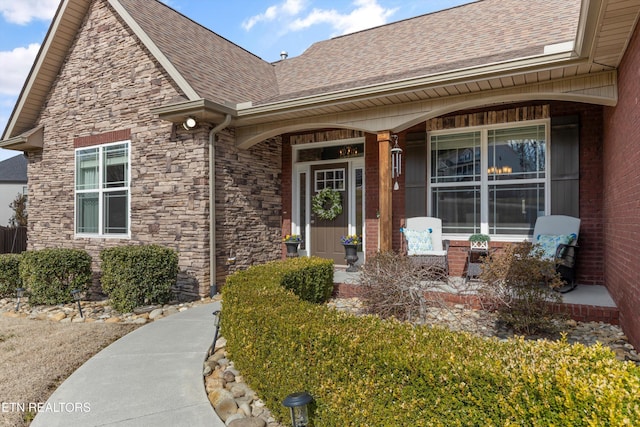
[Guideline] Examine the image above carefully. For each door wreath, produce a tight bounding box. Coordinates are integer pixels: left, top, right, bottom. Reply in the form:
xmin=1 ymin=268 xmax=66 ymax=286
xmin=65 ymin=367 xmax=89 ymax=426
xmin=312 ymin=187 xmax=343 ymax=220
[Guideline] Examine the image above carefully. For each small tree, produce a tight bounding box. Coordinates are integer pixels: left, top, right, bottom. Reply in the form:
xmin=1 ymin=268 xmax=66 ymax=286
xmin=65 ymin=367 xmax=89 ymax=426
xmin=478 ymin=242 xmax=565 ymax=335
xmin=9 ymin=193 xmax=27 ymax=227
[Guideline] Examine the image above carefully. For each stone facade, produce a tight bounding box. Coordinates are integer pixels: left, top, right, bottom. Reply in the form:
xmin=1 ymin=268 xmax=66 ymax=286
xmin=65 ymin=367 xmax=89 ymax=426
xmin=26 ymin=0 xmax=207 ymax=298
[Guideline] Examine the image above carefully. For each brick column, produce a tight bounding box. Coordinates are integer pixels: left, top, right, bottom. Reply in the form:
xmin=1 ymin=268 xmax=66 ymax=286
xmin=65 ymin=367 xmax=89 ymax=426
xmin=378 ymin=131 xmax=392 ymax=251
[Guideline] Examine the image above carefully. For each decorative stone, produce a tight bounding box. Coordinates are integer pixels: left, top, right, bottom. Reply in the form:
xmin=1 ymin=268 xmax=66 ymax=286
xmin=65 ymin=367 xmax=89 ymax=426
xmin=148 ymin=308 xmax=164 ymax=320
xmin=228 ymin=417 xmax=266 ymax=427
xmin=215 ymin=397 xmax=239 ymax=422
xmin=48 ymin=312 xmax=66 ymax=322
xmin=224 ymin=413 xmax=246 ymax=425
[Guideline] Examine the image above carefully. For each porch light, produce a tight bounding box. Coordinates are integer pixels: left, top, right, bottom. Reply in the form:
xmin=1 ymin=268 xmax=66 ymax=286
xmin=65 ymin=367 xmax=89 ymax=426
xmin=71 ymin=289 xmax=84 ymax=318
xmin=182 ymin=117 xmax=197 ymax=130
xmin=15 ymin=287 xmax=25 ymax=311
xmin=391 ymin=134 xmax=402 ymax=190
xmin=282 ymin=391 xmax=313 ymax=427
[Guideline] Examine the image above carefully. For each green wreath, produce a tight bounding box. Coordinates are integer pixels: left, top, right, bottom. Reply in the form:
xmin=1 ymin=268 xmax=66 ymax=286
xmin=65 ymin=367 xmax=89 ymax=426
xmin=312 ymin=187 xmax=343 ymax=221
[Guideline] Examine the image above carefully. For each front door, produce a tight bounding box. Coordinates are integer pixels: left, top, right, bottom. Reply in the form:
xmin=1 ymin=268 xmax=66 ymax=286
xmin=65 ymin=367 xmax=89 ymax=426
xmin=310 ymin=163 xmax=348 ymax=264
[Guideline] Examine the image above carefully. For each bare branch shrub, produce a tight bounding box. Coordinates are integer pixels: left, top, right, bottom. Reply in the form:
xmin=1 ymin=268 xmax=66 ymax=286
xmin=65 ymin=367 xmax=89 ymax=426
xmin=358 ymin=251 xmax=448 ymax=323
xmin=478 ymin=242 xmax=565 ymax=335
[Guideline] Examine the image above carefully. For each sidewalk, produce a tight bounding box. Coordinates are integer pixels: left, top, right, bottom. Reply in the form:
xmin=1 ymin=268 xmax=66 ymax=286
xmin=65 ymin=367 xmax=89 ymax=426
xmin=31 ymin=301 xmax=224 ymax=427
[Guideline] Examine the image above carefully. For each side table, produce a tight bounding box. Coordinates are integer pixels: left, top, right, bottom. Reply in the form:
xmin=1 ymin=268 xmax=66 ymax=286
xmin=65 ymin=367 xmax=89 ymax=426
xmin=466 ymin=247 xmax=488 ymax=282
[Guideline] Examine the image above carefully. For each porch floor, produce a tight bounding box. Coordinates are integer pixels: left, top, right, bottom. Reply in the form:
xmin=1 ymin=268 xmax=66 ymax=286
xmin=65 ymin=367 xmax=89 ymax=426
xmin=332 ymin=268 xmax=619 ymax=324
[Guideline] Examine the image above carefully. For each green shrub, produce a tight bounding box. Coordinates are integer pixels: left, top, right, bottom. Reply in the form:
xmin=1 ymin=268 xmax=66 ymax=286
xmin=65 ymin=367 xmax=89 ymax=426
xmin=0 ymin=254 xmax=22 ymax=298
xmin=100 ymin=245 xmax=178 ymax=313
xmin=279 ymin=256 xmax=334 ymax=303
xmin=20 ymin=249 xmax=92 ymax=305
xmin=222 ymin=258 xmax=640 ymax=426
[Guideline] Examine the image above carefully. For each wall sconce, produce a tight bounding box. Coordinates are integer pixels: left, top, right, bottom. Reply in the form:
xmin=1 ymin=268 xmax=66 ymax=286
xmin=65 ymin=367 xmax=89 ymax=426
xmin=182 ymin=117 xmax=197 ymax=130
xmin=282 ymin=391 xmax=313 ymax=427
xmin=390 ymin=134 xmax=402 ymax=191
xmin=71 ymin=289 xmax=84 ymax=318
xmin=15 ymin=287 xmax=25 ymax=312
xmin=210 ymin=310 xmax=222 ymax=354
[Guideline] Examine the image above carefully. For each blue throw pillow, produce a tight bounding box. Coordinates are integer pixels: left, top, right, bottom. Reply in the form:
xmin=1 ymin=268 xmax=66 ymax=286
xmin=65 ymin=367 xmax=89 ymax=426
xmin=402 ymin=228 xmax=434 ymax=255
xmin=535 ymin=233 xmax=576 ymax=259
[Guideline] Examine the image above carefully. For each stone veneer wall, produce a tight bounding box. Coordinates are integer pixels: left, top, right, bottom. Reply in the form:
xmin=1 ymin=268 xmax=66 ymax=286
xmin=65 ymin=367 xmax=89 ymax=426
xmin=26 ymin=0 xmax=210 ymax=299
xmin=214 ymin=129 xmax=282 ymax=288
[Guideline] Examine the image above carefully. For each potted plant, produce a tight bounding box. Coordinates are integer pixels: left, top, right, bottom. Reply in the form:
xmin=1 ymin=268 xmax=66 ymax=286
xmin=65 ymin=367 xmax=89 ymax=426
xmin=282 ymin=234 xmax=302 ymax=257
xmin=469 ymin=233 xmax=490 ymax=250
xmin=340 ymin=235 xmax=361 ymax=272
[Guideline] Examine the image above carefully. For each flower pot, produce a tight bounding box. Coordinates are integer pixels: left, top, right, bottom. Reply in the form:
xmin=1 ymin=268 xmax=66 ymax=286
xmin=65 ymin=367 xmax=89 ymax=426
xmin=284 ymin=241 xmax=301 ymax=257
xmin=343 ymin=243 xmax=359 ymax=272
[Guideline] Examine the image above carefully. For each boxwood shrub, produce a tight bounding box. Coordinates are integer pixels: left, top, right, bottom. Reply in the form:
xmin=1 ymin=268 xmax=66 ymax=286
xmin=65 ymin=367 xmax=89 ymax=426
xmin=0 ymin=253 xmax=21 ymax=298
xmin=222 ymin=258 xmax=640 ymax=426
xmin=100 ymin=244 xmax=178 ymax=313
xmin=20 ymin=249 xmax=92 ymax=305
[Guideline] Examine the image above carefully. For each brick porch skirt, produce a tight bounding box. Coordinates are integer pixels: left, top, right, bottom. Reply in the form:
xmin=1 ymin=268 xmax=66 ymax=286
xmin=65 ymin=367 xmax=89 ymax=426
xmin=332 ymin=282 xmax=620 ymax=325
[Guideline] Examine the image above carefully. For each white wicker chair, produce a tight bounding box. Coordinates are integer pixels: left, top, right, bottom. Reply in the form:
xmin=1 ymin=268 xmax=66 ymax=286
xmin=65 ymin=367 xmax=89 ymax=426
xmin=401 ymin=217 xmax=450 ymax=279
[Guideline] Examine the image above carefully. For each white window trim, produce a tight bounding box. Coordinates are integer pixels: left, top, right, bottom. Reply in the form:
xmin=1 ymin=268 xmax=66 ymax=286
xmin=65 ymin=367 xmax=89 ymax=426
xmin=428 ymin=119 xmax=550 ymax=241
xmin=74 ymin=140 xmax=131 ymax=239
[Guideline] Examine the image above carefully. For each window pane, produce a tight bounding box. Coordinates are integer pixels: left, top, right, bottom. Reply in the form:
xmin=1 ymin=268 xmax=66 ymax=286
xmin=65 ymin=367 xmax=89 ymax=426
xmin=489 ymin=183 xmax=545 ymax=235
xmin=103 ymin=190 xmax=128 ymax=234
xmin=76 ymin=148 xmax=98 ymax=190
xmin=104 ymin=144 xmax=128 ymax=188
xmin=432 ymin=186 xmax=481 ymax=234
xmin=488 ymin=125 xmax=546 ymax=181
xmin=430 ymin=132 xmax=481 ymax=184
xmin=77 ymin=193 xmax=98 ymax=233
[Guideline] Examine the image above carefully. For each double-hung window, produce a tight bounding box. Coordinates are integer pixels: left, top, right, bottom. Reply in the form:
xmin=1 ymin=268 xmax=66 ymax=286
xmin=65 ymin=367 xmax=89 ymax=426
xmin=75 ymin=141 xmax=130 ymax=236
xmin=429 ymin=122 xmax=547 ymax=238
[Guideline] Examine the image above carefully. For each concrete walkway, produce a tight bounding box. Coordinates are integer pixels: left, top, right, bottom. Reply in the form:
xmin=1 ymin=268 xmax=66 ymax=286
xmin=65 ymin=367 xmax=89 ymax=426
xmin=31 ymin=301 xmax=224 ymax=427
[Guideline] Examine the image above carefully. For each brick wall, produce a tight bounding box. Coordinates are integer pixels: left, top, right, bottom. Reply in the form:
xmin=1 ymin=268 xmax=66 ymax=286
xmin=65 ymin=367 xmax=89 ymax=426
xmin=27 ymin=1 xmax=210 ymax=299
xmin=602 ymin=22 xmax=640 ymax=349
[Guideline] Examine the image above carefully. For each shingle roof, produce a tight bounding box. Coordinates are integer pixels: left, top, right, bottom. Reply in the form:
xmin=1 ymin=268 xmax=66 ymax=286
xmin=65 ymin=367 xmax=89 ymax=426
xmin=116 ymin=0 xmax=581 ymax=107
xmin=267 ymin=0 xmax=581 ymax=103
xmin=117 ymin=0 xmax=279 ymax=105
xmin=0 ymin=155 xmax=27 ymax=183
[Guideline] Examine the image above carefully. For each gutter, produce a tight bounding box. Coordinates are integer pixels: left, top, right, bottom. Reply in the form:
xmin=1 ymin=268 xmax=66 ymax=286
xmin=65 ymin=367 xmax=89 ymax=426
xmin=208 ymin=114 xmax=232 ymax=296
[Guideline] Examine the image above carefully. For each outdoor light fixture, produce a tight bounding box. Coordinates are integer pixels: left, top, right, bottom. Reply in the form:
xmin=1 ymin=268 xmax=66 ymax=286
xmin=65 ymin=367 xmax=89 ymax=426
xmin=390 ymin=134 xmax=402 ymax=191
xmin=15 ymin=287 xmax=25 ymax=312
xmin=282 ymin=391 xmax=313 ymax=427
xmin=211 ymin=310 xmax=221 ymax=354
xmin=182 ymin=117 xmax=197 ymax=130
xmin=71 ymin=289 xmax=84 ymax=318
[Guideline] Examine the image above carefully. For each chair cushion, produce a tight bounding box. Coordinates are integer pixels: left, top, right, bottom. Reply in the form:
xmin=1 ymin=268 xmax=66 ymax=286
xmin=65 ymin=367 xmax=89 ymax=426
xmin=402 ymin=228 xmax=434 ymax=255
xmin=535 ymin=233 xmax=576 ymax=259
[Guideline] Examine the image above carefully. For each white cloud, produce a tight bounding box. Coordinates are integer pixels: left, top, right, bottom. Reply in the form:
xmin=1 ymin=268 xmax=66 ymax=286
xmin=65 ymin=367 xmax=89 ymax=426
xmin=242 ymin=0 xmax=306 ymax=30
xmin=290 ymin=0 xmax=396 ymax=36
xmin=0 ymin=0 xmax=59 ymax=25
xmin=0 ymin=44 xmax=40 ymax=96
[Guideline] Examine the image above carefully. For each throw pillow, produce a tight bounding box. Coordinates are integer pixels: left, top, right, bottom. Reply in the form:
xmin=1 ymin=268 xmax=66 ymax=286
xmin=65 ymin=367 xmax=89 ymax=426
xmin=535 ymin=233 xmax=576 ymax=259
xmin=402 ymin=228 xmax=434 ymax=255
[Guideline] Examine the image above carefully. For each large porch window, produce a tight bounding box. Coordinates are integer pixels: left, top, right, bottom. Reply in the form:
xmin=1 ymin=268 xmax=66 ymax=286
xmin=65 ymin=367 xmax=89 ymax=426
xmin=429 ymin=122 xmax=548 ymax=237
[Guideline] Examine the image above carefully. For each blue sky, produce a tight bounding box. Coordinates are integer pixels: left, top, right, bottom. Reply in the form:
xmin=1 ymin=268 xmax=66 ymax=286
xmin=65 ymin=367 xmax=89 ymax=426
xmin=0 ymin=0 xmax=475 ymax=161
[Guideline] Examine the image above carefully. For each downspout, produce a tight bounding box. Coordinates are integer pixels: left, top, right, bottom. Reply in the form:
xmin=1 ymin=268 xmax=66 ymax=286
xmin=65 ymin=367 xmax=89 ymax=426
xmin=208 ymin=114 xmax=232 ymax=297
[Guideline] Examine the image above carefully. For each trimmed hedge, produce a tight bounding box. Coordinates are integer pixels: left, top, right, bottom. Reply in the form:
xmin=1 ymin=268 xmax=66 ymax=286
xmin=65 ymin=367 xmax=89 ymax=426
xmin=279 ymin=256 xmax=334 ymax=303
xmin=20 ymin=249 xmax=92 ymax=305
xmin=0 ymin=253 xmax=21 ymax=298
xmin=100 ymin=245 xmax=178 ymax=313
xmin=222 ymin=258 xmax=640 ymax=426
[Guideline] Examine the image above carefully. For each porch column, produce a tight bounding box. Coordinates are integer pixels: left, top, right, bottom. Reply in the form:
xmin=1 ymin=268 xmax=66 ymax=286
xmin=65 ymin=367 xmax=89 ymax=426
xmin=378 ymin=130 xmax=392 ymax=251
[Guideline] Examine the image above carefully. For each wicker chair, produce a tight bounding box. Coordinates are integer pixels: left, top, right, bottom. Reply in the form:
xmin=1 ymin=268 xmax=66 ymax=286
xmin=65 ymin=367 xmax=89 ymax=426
xmin=532 ymin=215 xmax=581 ymax=293
xmin=400 ymin=217 xmax=450 ymax=280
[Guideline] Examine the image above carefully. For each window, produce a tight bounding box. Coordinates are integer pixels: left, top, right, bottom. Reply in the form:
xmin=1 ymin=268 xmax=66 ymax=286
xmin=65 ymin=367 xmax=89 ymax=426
xmin=314 ymin=168 xmax=345 ymax=191
xmin=75 ymin=142 xmax=130 ymax=236
xmin=430 ymin=123 xmax=547 ymax=237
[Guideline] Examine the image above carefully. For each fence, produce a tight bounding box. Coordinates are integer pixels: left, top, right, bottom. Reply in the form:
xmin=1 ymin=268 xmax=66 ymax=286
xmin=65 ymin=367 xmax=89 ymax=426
xmin=0 ymin=226 xmax=27 ymax=254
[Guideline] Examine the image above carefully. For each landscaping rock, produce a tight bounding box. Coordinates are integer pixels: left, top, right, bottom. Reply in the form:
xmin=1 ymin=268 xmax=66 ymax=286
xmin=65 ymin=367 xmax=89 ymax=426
xmin=228 ymin=417 xmax=266 ymax=427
